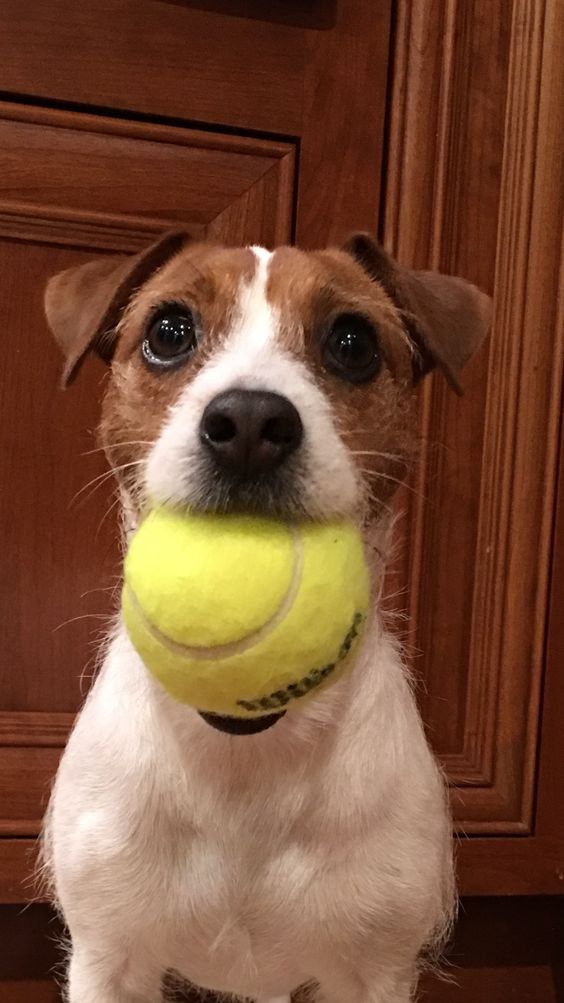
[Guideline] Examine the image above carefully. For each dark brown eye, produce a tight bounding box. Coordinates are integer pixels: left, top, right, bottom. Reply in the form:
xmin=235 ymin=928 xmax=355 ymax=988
xmin=142 ymin=307 xmax=198 ymax=367
xmin=323 ymin=314 xmax=381 ymax=383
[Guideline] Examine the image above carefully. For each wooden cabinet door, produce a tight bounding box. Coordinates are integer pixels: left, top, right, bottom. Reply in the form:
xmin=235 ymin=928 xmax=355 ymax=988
xmin=0 ymin=1 xmax=392 ymax=907
xmin=385 ymin=0 xmax=564 ymax=892
xmin=0 ymin=103 xmax=295 ymax=868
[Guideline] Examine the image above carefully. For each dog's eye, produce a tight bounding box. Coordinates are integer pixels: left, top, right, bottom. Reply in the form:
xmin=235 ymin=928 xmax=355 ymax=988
xmin=142 ymin=308 xmax=198 ymax=367
xmin=322 ymin=314 xmax=381 ymax=383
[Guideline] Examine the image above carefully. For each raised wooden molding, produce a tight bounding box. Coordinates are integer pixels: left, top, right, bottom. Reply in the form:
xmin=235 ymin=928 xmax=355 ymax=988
xmin=0 ymin=712 xmax=73 ymax=748
xmin=0 ymin=714 xmax=72 ymax=836
xmin=0 ymin=102 xmax=295 ymax=252
xmin=207 ymin=156 xmax=295 ymax=247
xmin=0 ymin=202 xmax=186 ymax=252
xmin=384 ymin=0 xmax=564 ymax=834
xmin=0 ymin=99 xmax=296 ymax=158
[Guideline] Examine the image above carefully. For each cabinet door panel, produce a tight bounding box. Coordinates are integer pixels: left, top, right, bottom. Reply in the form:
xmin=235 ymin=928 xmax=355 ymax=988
xmin=0 ymin=0 xmax=309 ymax=135
xmin=0 ymin=105 xmax=295 ymax=250
xmin=0 ymin=0 xmax=393 ymax=905
xmin=0 ymin=104 xmax=295 ymax=853
xmin=385 ymin=0 xmax=564 ymax=858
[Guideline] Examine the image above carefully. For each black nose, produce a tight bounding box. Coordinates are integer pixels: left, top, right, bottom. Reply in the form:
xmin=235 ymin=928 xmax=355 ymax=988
xmin=200 ymin=389 xmax=303 ymax=476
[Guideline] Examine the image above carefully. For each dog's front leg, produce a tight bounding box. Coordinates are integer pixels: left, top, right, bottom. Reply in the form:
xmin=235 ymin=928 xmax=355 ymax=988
xmin=66 ymin=942 xmax=163 ymax=1003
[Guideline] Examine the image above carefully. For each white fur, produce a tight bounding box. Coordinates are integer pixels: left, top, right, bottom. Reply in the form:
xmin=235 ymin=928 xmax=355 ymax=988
xmin=145 ymin=249 xmax=359 ymax=519
xmin=47 ymin=617 xmax=452 ymax=1003
xmin=243 ymin=246 xmax=274 ymax=349
xmin=45 ymin=246 xmax=454 ymax=1002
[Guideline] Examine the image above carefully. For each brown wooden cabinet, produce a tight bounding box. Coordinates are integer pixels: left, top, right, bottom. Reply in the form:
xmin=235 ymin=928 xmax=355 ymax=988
xmin=0 ymin=0 xmax=563 ymax=999
xmin=0 ymin=0 xmax=392 ymax=902
xmin=386 ymin=0 xmax=564 ymax=892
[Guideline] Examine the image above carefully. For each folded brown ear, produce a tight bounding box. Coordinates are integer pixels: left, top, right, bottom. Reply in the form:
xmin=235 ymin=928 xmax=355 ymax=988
xmin=342 ymin=233 xmax=492 ymax=393
xmin=45 ymin=230 xmax=189 ymax=386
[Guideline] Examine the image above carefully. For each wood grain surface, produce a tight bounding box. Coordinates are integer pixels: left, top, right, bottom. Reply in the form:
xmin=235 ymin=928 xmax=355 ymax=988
xmin=0 ymin=0 xmax=392 ymax=892
xmin=383 ymin=0 xmax=564 ymax=869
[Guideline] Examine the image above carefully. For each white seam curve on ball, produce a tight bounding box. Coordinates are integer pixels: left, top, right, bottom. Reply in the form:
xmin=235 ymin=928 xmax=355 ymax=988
xmin=124 ymin=526 xmax=304 ymax=660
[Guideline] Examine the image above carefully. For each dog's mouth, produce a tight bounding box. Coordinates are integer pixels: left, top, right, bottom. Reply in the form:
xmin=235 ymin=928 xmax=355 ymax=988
xmin=187 ymin=456 xmax=309 ymax=521
xmin=199 ymin=711 xmax=286 ymax=735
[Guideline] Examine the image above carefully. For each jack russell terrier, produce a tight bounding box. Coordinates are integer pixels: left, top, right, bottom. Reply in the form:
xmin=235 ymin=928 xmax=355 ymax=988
xmin=43 ymin=231 xmax=490 ymax=1003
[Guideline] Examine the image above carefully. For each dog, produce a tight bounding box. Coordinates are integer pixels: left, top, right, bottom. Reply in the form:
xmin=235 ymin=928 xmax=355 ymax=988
xmin=42 ymin=231 xmax=490 ymax=1003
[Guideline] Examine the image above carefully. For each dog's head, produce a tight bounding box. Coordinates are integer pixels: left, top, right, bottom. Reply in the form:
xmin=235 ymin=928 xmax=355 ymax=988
xmin=45 ymin=232 xmax=490 ymax=531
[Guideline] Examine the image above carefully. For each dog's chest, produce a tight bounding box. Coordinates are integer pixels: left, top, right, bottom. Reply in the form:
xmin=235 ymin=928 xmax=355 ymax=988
xmin=160 ymin=791 xmax=326 ymax=993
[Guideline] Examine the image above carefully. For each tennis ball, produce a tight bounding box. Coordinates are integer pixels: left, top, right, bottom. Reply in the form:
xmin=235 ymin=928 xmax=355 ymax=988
xmin=122 ymin=509 xmax=369 ymax=718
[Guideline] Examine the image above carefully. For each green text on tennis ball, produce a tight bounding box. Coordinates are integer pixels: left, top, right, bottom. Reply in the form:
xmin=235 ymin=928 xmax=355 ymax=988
xmin=122 ymin=509 xmax=369 ymax=718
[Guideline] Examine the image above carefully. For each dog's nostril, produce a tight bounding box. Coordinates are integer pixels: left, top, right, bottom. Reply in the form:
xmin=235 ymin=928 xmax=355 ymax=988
xmin=205 ymin=412 xmax=237 ymax=444
xmin=262 ymin=414 xmax=300 ymax=447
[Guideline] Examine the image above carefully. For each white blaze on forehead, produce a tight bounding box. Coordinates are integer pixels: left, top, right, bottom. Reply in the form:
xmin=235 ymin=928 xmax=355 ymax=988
xmin=229 ymin=246 xmax=276 ymax=350
xmin=250 ymin=245 xmax=272 ymax=265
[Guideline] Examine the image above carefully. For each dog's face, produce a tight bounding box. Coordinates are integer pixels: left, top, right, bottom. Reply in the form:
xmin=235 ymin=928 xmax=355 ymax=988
xmin=45 ymin=233 xmax=490 ymax=530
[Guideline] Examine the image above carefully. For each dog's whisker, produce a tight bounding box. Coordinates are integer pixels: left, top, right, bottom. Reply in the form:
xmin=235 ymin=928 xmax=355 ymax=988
xmin=382 ymin=584 xmax=409 ymax=601
xmin=81 ymin=440 xmax=154 ymax=457
xmin=357 ymin=467 xmax=406 ymax=486
xmin=69 ymin=469 xmax=117 ymax=505
xmin=357 ymin=467 xmax=427 ymax=502
xmin=79 ymin=581 xmax=122 ymax=599
xmin=69 ymin=461 xmax=145 ymax=509
xmin=350 ymin=449 xmax=405 ymax=461
xmin=78 ymin=647 xmax=108 ymax=698
xmin=362 ymin=486 xmax=394 ymax=517
xmin=95 ymin=489 xmax=124 ymax=539
xmin=53 ymin=613 xmax=111 ymax=633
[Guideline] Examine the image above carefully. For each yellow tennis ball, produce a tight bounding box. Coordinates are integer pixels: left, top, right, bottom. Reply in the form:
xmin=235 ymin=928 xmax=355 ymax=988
xmin=122 ymin=508 xmax=369 ymax=718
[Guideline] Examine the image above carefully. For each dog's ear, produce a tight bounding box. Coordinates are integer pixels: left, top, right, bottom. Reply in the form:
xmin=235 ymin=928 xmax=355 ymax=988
xmin=45 ymin=230 xmax=189 ymax=386
xmin=342 ymin=233 xmax=492 ymax=394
